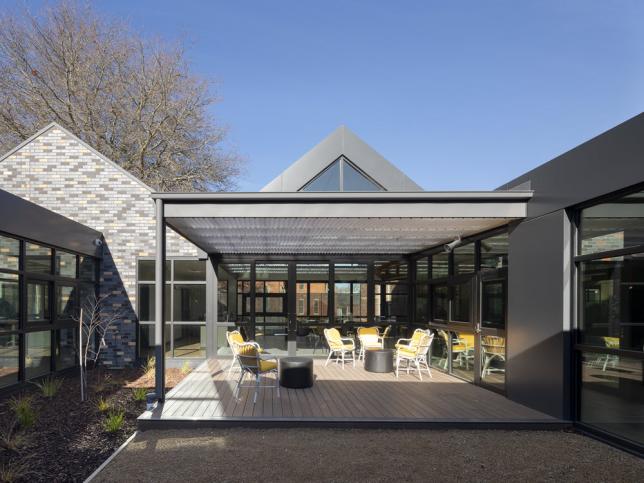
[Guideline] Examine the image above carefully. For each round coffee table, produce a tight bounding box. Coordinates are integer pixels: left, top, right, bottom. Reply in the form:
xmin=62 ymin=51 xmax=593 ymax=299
xmin=364 ymin=349 xmax=394 ymax=373
xmin=279 ymin=357 xmax=314 ymax=388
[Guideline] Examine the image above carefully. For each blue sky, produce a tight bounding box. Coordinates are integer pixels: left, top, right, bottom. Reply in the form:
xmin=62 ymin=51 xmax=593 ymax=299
xmin=23 ymin=1 xmax=644 ymax=190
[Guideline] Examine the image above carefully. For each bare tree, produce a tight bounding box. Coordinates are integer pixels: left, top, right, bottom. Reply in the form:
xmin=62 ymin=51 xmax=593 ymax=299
xmin=0 ymin=1 xmax=240 ymax=191
xmin=74 ymin=294 xmax=122 ymax=402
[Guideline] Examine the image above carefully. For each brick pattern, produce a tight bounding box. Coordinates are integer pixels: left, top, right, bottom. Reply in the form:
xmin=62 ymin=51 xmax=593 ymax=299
xmin=0 ymin=125 xmax=199 ymax=367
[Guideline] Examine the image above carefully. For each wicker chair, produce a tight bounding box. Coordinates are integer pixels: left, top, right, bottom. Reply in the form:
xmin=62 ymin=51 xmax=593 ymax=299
xmin=481 ymin=335 xmax=506 ymax=375
xmin=323 ymin=328 xmax=356 ymax=369
xmin=226 ymin=330 xmax=262 ymax=378
xmin=395 ymin=329 xmax=434 ymax=380
xmin=357 ymin=326 xmax=383 ymax=360
xmin=233 ymin=341 xmax=279 ymax=404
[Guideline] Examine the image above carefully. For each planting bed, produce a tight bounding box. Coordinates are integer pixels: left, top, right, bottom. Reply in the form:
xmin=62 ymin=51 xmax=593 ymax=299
xmin=0 ymin=367 xmax=188 ymax=482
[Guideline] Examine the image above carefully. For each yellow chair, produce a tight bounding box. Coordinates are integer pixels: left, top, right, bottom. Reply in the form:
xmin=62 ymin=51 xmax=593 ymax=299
xmin=233 ymin=341 xmax=279 ymax=404
xmin=601 ymin=336 xmax=620 ymax=371
xmin=357 ymin=326 xmax=383 ymax=360
xmin=324 ymin=328 xmax=356 ymax=369
xmin=453 ymin=333 xmax=475 ymax=369
xmin=395 ymin=329 xmax=434 ymax=380
xmin=226 ymin=330 xmax=262 ymax=378
xmin=481 ymin=335 xmax=506 ymax=376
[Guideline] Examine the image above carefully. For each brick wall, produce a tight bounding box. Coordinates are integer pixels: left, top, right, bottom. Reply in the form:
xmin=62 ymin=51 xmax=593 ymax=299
xmin=0 ymin=124 xmax=200 ymax=367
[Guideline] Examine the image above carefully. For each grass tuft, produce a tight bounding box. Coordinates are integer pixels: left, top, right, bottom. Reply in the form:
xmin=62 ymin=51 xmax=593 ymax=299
xmin=132 ymin=387 xmax=147 ymax=402
xmin=103 ymin=410 xmax=125 ymax=433
xmin=0 ymin=420 xmax=26 ymax=452
xmin=97 ymin=397 xmax=111 ymax=413
xmin=142 ymin=356 xmax=155 ymax=375
xmin=34 ymin=375 xmax=63 ymax=398
xmin=9 ymin=395 xmax=37 ymax=429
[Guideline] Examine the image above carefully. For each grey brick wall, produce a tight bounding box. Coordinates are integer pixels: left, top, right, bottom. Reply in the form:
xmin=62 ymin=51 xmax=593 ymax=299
xmin=0 ymin=124 xmax=200 ymax=367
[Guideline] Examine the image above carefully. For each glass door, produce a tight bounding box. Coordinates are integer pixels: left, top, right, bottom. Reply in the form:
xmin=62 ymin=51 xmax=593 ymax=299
xmin=479 ymin=276 xmax=507 ymax=390
xmin=295 ymin=263 xmax=330 ymax=355
xmin=254 ymin=263 xmax=289 ymax=355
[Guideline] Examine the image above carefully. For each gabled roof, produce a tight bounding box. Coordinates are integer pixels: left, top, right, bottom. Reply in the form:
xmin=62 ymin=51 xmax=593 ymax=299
xmin=0 ymin=122 xmax=153 ymax=191
xmin=261 ymin=125 xmax=423 ymax=192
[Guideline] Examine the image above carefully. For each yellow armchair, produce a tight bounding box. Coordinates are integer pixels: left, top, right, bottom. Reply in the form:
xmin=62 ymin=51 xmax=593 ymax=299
xmin=324 ymin=328 xmax=356 ymax=369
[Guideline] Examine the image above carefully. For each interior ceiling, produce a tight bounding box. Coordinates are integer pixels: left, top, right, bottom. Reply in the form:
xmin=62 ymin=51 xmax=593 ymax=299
xmin=167 ymin=217 xmax=512 ymax=255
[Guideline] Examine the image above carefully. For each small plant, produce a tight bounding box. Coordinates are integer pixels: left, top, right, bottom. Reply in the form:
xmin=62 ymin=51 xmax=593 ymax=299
xmin=103 ymin=410 xmax=125 ymax=433
xmin=34 ymin=375 xmax=63 ymax=398
xmin=97 ymin=397 xmax=111 ymax=413
xmin=181 ymin=361 xmax=191 ymax=375
xmin=93 ymin=373 xmax=113 ymax=393
xmin=9 ymin=395 xmax=37 ymax=429
xmin=0 ymin=459 xmax=31 ymax=483
xmin=142 ymin=356 xmax=155 ymax=375
xmin=0 ymin=420 xmax=26 ymax=452
xmin=132 ymin=387 xmax=147 ymax=402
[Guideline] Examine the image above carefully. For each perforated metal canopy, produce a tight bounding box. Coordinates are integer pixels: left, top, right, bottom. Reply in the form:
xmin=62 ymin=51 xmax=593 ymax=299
xmin=155 ymin=191 xmax=532 ymax=256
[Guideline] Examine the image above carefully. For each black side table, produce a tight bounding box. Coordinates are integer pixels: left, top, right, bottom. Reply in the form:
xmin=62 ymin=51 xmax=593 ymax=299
xmin=279 ymin=357 xmax=314 ymax=388
xmin=364 ymin=349 xmax=394 ymax=373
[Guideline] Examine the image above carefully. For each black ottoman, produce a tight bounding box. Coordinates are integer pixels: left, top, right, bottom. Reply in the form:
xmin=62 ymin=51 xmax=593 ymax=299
xmin=364 ymin=349 xmax=394 ymax=373
xmin=280 ymin=357 xmax=314 ymax=388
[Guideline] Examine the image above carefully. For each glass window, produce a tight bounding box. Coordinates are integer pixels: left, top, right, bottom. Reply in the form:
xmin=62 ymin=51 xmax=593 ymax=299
xmin=79 ymin=256 xmax=96 ymax=281
xmin=27 ymin=281 xmax=50 ymax=323
xmin=452 ymin=281 xmax=471 ymax=322
xmin=217 ymin=280 xmax=229 ymax=321
xmin=482 ymin=281 xmax=506 ymax=329
xmin=139 ymin=324 xmax=171 ymax=360
xmin=55 ymin=251 xmax=77 ymax=278
xmin=0 ymin=235 xmax=19 ymax=271
xmin=334 ymin=263 xmax=367 ymax=282
xmin=137 ymin=284 xmax=170 ymax=322
xmin=174 ymin=260 xmax=206 ymax=281
xmin=374 ymin=261 xmax=408 ymax=281
xmin=415 ymin=258 xmax=428 ymax=283
xmin=480 ymin=233 xmax=509 ymax=270
xmin=343 ymin=159 xmax=383 ymax=191
xmin=481 ymin=335 xmax=506 ymax=387
xmin=0 ymin=334 xmax=19 ymax=388
xmin=453 ymin=244 xmax=475 ymax=275
xmin=173 ymin=284 xmax=206 ymax=321
xmin=218 ymin=263 xmax=250 ymax=322
xmin=55 ymin=328 xmax=77 ymax=370
xmin=309 ymin=283 xmax=328 ymax=317
xmin=432 ymin=285 xmax=449 ymax=320
xmin=173 ymin=324 xmax=206 ymax=358
xmin=56 ymin=285 xmax=76 ymax=320
xmin=137 ymin=259 xmax=170 ymax=281
xmin=430 ymin=253 xmax=449 ymax=279
xmin=580 ymin=254 xmax=644 ymax=352
xmin=0 ymin=275 xmax=19 ymax=332
xmin=580 ymin=190 xmax=644 ymax=256
xmin=256 ymin=263 xmax=288 ymax=281
xmin=430 ymin=329 xmax=449 ymax=371
xmin=375 ymin=282 xmax=408 ymax=321
xmin=415 ymin=283 xmax=428 ymax=322
xmin=451 ymin=330 xmax=475 ymax=381
xmin=26 ymin=331 xmax=51 ymax=379
xmin=580 ymin=352 xmax=643 ymax=446
xmin=296 ymin=263 xmax=329 ymax=281
xmin=300 ymin=158 xmax=341 ymax=192
xmin=25 ymin=243 xmax=52 ymax=273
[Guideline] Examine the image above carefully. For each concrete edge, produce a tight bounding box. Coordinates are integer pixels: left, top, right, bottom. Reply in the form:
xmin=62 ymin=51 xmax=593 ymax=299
xmin=137 ymin=417 xmax=571 ymax=431
xmin=83 ymin=431 xmax=138 ymax=483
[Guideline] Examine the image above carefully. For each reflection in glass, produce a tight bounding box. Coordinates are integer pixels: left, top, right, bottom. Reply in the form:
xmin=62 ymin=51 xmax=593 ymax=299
xmin=55 ymin=251 xmax=77 ymax=278
xmin=580 ymin=352 xmax=643 ymax=446
xmin=56 ymin=328 xmax=77 ymax=370
xmin=453 ymin=243 xmax=475 ymax=275
xmin=218 ymin=263 xmax=250 ymax=324
xmin=26 ymin=243 xmax=52 ymax=273
xmin=343 ymin=159 xmax=383 ymax=191
xmin=415 ymin=283 xmax=428 ymax=322
xmin=452 ymin=281 xmax=471 ymax=322
xmin=375 ymin=282 xmax=408 ymax=321
xmin=481 ymin=335 xmax=506 ymax=387
xmin=431 ymin=253 xmax=449 ymax=279
xmin=580 ymin=190 xmax=644 ymax=256
xmin=451 ymin=330 xmax=475 ymax=382
xmin=173 ymin=324 xmax=206 ymax=358
xmin=26 ymin=331 xmax=51 ymax=379
xmin=580 ymin=254 xmax=644 ymax=352
xmin=482 ymin=281 xmax=505 ymax=329
xmin=173 ymin=284 xmax=206 ymax=321
xmin=0 ymin=276 xmax=19 ymax=331
xmin=27 ymin=281 xmax=50 ymax=322
xmin=137 ymin=260 xmax=170 ymax=281
xmin=56 ymin=285 xmax=76 ymax=319
xmin=334 ymin=263 xmax=367 ymax=281
xmin=430 ymin=329 xmax=449 ymax=371
xmin=174 ymin=260 xmax=206 ymax=281
xmin=137 ymin=284 xmax=170 ymax=322
xmin=480 ymin=233 xmax=509 ymax=270
xmin=138 ymin=324 xmax=171 ymax=359
xmin=0 ymin=334 xmax=18 ymax=388
xmin=415 ymin=258 xmax=429 ymax=282
xmin=432 ymin=285 xmax=449 ymax=320
xmin=79 ymin=256 xmax=96 ymax=281
xmin=300 ymin=158 xmax=341 ymax=192
xmin=0 ymin=235 xmax=19 ymax=271
xmin=334 ymin=282 xmax=367 ymax=322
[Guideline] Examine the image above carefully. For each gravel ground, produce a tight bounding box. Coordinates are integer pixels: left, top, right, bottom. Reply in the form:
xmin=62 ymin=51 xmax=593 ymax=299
xmin=94 ymin=428 xmax=643 ymax=482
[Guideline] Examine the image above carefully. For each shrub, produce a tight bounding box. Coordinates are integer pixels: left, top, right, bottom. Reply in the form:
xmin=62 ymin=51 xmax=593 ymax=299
xmin=34 ymin=376 xmax=63 ymax=398
xmin=103 ymin=411 xmax=125 ymax=433
xmin=142 ymin=356 xmax=155 ymax=375
xmin=132 ymin=387 xmax=147 ymax=402
xmin=9 ymin=395 xmax=37 ymax=429
xmin=181 ymin=361 xmax=191 ymax=375
xmin=0 ymin=420 xmax=26 ymax=452
xmin=97 ymin=397 xmax=111 ymax=413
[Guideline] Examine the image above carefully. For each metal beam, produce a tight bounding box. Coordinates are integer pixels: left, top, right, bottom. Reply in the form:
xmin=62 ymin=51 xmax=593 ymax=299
xmin=154 ymin=199 xmax=166 ymax=402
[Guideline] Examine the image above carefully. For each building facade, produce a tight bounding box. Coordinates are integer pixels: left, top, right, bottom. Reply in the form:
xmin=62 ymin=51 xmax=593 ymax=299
xmin=0 ymin=117 xmax=642 ymax=453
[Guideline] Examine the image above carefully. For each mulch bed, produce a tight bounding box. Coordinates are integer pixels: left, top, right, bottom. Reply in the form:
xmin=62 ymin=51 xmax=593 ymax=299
xmin=0 ymin=367 xmax=188 ymax=482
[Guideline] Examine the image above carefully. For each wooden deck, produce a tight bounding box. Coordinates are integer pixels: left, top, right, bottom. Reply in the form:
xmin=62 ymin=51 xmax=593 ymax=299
xmin=138 ymin=358 xmax=563 ymax=429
